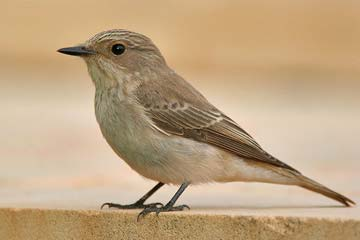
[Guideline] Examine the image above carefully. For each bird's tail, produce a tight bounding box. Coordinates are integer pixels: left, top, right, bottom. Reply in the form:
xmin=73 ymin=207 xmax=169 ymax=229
xmin=296 ymin=174 xmax=355 ymax=207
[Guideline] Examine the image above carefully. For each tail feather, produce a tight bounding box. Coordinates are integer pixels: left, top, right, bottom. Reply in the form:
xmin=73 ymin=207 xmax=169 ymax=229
xmin=297 ymin=175 xmax=355 ymax=207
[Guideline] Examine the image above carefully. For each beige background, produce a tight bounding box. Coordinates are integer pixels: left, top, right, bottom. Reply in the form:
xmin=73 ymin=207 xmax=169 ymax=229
xmin=0 ymin=1 xmax=359 ymax=211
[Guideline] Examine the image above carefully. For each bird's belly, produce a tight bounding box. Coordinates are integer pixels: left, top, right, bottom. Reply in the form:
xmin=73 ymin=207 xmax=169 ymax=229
xmin=104 ymin=124 xmax=231 ymax=184
xmin=97 ymin=109 xmax=233 ymax=184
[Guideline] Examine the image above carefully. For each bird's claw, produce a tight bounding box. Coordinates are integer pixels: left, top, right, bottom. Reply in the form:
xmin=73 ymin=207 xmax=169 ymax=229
xmin=101 ymin=202 xmax=114 ymax=209
xmin=137 ymin=204 xmax=190 ymax=221
xmin=101 ymin=202 xmax=164 ymax=210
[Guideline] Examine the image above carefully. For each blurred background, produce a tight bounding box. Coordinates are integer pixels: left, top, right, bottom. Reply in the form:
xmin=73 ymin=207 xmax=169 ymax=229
xmin=0 ymin=0 xmax=359 ymax=211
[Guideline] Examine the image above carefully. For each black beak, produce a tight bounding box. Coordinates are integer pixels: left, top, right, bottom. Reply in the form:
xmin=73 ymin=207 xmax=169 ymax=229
xmin=57 ymin=46 xmax=96 ymax=56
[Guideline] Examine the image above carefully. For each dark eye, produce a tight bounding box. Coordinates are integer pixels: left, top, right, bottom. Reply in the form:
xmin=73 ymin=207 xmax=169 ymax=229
xmin=111 ymin=44 xmax=125 ymax=55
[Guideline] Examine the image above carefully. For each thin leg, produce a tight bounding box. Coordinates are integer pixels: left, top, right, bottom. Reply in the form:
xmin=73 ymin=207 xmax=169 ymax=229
xmin=137 ymin=182 xmax=190 ymax=220
xmin=101 ymin=182 xmax=164 ymax=210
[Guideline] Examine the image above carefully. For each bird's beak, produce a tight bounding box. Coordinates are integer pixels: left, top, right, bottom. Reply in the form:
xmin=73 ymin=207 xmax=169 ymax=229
xmin=57 ymin=46 xmax=96 ymax=56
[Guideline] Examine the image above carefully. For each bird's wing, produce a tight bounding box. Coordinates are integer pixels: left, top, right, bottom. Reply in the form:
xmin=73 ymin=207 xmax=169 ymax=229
xmin=134 ymin=75 xmax=299 ymax=173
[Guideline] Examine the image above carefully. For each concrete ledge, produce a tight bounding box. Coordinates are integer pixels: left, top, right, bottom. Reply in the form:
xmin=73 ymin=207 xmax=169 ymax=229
xmin=0 ymin=208 xmax=359 ymax=240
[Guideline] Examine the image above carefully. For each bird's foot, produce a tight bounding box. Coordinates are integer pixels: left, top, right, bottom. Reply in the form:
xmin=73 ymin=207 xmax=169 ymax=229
xmin=137 ymin=204 xmax=190 ymax=221
xmin=101 ymin=201 xmax=163 ymax=210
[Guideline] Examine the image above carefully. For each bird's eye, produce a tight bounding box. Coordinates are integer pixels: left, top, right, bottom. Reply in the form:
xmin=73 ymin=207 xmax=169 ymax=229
xmin=111 ymin=44 xmax=125 ymax=55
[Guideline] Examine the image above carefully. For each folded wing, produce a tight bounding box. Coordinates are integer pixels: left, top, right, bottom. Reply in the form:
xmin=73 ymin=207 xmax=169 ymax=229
xmin=143 ymin=101 xmax=299 ymax=173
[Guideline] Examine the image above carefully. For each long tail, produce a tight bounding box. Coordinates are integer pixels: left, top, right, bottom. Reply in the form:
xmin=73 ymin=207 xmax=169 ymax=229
xmin=297 ymin=175 xmax=355 ymax=207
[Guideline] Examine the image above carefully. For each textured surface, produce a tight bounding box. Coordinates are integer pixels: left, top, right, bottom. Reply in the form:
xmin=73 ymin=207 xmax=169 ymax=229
xmin=0 ymin=208 xmax=359 ymax=240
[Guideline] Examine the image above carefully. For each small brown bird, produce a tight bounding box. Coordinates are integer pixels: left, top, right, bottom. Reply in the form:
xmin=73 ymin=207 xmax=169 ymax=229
xmin=58 ymin=29 xmax=355 ymax=219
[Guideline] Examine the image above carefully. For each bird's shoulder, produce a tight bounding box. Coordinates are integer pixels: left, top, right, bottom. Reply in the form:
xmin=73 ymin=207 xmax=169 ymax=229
xmin=134 ymin=70 xmax=212 ymax=111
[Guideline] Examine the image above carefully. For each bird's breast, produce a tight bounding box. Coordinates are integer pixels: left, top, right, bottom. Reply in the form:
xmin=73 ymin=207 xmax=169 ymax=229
xmin=94 ymin=89 xmax=162 ymax=169
xmin=95 ymin=89 xmax=145 ymax=153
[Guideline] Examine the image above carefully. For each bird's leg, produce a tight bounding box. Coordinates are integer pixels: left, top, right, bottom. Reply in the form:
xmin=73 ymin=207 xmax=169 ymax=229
xmin=137 ymin=182 xmax=190 ymax=220
xmin=101 ymin=182 xmax=164 ymax=209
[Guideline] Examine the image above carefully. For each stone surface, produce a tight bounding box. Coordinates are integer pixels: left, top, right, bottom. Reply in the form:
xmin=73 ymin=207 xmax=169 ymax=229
xmin=0 ymin=208 xmax=359 ymax=240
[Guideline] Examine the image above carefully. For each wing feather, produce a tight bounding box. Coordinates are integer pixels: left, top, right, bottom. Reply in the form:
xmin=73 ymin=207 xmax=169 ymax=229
xmin=144 ymin=103 xmax=299 ymax=173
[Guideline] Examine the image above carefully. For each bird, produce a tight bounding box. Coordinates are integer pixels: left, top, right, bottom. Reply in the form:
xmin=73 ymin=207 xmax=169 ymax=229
xmin=58 ymin=29 xmax=355 ymax=219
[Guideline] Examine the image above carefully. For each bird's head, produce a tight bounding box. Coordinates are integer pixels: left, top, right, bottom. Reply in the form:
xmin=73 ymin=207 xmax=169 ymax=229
xmin=58 ymin=29 xmax=167 ymax=89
